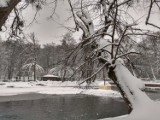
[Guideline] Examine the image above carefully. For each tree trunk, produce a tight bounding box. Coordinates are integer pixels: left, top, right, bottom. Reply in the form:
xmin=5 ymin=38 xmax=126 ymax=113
xmin=108 ymin=66 xmax=132 ymax=113
xmin=0 ymin=0 xmax=21 ymax=30
xmin=151 ymin=65 xmax=156 ymax=80
xmin=33 ymin=62 xmax=36 ymax=81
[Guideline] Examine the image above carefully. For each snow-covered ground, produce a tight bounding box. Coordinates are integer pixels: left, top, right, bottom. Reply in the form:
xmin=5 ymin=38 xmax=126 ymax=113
xmin=0 ymin=80 xmax=111 ymax=87
xmin=0 ymin=81 xmax=120 ymax=98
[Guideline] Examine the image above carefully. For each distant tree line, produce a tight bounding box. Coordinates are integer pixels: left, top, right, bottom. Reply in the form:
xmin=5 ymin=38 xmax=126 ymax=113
xmin=0 ymin=32 xmax=76 ymax=81
xmin=126 ymin=32 xmax=160 ymax=80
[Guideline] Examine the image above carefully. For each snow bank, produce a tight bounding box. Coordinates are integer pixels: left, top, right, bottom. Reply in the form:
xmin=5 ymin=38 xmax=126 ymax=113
xmin=0 ymin=81 xmax=120 ymax=98
xmin=22 ymin=80 xmax=111 ymax=87
xmin=0 ymin=80 xmax=111 ymax=88
xmin=81 ymin=89 xmax=120 ymax=97
xmin=0 ymin=87 xmax=120 ymax=98
xmin=36 ymin=87 xmax=82 ymax=95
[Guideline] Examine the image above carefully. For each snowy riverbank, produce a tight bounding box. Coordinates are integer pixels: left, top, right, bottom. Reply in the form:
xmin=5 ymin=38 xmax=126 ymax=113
xmin=0 ymin=81 xmax=120 ymax=98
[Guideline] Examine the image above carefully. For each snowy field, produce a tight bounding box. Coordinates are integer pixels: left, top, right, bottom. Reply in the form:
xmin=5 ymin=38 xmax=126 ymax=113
xmin=0 ymin=81 xmax=120 ymax=97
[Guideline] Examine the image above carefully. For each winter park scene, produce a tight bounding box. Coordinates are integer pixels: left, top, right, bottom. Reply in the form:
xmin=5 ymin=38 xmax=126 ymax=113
xmin=1 ymin=0 xmax=160 ymax=120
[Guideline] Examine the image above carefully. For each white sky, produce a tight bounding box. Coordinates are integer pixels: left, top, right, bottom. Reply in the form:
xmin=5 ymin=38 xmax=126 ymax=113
xmin=0 ymin=0 xmax=81 ymax=45
xmin=23 ymin=1 xmax=75 ymax=45
xmin=0 ymin=1 xmax=160 ymax=45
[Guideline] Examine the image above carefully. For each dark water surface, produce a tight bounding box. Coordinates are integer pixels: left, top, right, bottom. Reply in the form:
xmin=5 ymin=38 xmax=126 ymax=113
xmin=0 ymin=94 xmax=128 ymax=120
xmin=0 ymin=90 xmax=159 ymax=120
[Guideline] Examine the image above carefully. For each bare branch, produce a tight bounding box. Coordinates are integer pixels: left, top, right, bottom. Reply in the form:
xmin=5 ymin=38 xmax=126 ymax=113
xmin=116 ymin=52 xmax=140 ymax=59
xmin=114 ymin=27 xmax=128 ymax=58
xmin=79 ymin=62 xmax=109 ymax=85
xmin=111 ymin=0 xmax=118 ymax=58
xmin=145 ymin=0 xmax=160 ymax=30
xmin=67 ymin=0 xmax=78 ymax=30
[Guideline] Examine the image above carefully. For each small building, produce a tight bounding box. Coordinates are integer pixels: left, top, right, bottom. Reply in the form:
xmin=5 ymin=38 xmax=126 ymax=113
xmin=41 ymin=74 xmax=61 ymax=81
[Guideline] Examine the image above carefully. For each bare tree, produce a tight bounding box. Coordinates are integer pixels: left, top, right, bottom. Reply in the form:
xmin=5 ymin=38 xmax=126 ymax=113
xmin=66 ymin=0 xmax=160 ymax=113
xmin=22 ymin=33 xmax=44 ymax=81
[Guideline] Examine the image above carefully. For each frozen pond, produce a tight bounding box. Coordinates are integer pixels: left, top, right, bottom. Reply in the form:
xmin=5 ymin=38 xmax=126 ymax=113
xmin=0 ymin=94 xmax=128 ymax=120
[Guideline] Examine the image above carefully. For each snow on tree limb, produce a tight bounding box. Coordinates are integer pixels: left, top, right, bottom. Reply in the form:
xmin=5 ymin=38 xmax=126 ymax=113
xmin=114 ymin=59 xmax=150 ymax=107
xmin=22 ymin=62 xmax=44 ymax=73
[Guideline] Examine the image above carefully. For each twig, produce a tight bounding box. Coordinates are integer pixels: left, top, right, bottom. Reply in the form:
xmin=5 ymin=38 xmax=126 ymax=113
xmin=67 ymin=0 xmax=78 ymax=30
xmin=111 ymin=0 xmax=118 ymax=58
xmin=114 ymin=27 xmax=127 ymax=58
xmin=116 ymin=52 xmax=140 ymax=59
xmin=145 ymin=0 xmax=160 ymax=30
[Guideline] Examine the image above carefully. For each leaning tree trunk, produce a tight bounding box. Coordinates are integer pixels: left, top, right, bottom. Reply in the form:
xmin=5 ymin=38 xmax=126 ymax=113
xmin=108 ymin=66 xmax=132 ymax=113
xmin=0 ymin=0 xmax=21 ymax=30
xmin=105 ymin=59 xmax=152 ymax=114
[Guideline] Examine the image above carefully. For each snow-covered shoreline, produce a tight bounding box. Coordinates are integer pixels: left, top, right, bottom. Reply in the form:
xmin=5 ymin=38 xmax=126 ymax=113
xmin=0 ymin=81 xmax=120 ymax=98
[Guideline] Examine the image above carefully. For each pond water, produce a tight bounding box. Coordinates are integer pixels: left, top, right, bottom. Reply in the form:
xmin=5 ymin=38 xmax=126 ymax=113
xmin=0 ymin=90 xmax=159 ymax=120
xmin=0 ymin=94 xmax=128 ymax=120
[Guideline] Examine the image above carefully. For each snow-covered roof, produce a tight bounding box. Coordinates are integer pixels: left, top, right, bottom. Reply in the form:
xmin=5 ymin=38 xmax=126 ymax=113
xmin=42 ymin=74 xmax=59 ymax=78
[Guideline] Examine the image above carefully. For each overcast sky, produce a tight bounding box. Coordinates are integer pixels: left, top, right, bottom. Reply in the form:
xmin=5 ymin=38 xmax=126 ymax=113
xmin=0 ymin=0 xmax=82 ymax=45
xmin=22 ymin=0 xmax=77 ymax=45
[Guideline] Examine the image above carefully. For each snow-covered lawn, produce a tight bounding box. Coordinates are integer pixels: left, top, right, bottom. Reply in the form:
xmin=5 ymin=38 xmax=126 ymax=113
xmin=0 ymin=81 xmax=120 ymax=98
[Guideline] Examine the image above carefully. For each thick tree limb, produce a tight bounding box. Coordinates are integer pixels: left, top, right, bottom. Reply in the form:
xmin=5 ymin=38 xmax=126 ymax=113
xmin=0 ymin=0 xmax=21 ymax=30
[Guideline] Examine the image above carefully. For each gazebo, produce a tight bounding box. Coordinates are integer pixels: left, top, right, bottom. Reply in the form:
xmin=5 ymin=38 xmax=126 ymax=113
xmin=41 ymin=74 xmax=61 ymax=81
xmin=49 ymin=66 xmax=73 ymax=79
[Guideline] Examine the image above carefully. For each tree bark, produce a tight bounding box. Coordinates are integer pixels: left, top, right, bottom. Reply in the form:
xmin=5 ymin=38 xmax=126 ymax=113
xmin=108 ymin=66 xmax=132 ymax=113
xmin=0 ymin=0 xmax=21 ymax=30
xmin=33 ymin=61 xmax=36 ymax=81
